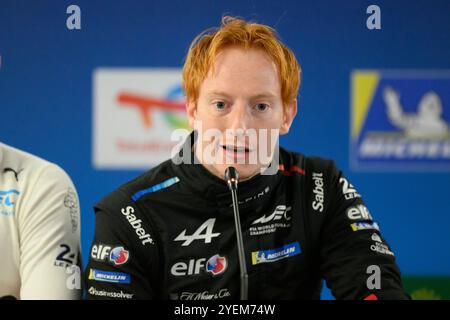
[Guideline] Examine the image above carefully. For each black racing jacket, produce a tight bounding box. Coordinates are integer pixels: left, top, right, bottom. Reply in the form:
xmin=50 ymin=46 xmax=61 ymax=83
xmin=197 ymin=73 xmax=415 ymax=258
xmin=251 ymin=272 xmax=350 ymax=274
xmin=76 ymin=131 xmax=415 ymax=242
xmin=84 ymin=134 xmax=409 ymax=300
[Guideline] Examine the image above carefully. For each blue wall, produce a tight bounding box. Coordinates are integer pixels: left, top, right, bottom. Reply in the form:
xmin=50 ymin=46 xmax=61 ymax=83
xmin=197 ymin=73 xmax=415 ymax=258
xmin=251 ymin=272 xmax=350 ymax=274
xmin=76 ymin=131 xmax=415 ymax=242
xmin=1 ymin=0 xmax=449 ymax=298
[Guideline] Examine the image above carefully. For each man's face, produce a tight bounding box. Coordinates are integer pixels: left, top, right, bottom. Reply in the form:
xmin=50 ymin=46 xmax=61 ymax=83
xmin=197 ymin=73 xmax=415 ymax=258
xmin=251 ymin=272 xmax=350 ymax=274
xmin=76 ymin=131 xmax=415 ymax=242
xmin=186 ymin=46 xmax=297 ymax=180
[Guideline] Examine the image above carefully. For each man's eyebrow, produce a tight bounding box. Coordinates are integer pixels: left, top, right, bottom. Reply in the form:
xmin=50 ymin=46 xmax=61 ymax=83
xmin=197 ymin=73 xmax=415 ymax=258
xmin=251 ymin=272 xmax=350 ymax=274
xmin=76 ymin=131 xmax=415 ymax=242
xmin=206 ymin=91 xmax=277 ymax=99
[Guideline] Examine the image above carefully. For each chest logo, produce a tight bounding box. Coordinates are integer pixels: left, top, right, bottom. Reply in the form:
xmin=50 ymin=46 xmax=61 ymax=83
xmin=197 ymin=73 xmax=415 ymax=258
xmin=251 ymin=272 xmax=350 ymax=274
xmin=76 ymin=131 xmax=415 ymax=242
xmin=174 ymin=218 xmax=220 ymax=246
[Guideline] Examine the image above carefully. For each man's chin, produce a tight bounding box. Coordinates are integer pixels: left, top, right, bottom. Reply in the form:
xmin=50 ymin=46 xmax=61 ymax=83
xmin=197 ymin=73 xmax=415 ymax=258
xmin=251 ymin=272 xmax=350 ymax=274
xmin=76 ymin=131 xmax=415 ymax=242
xmin=212 ymin=163 xmax=262 ymax=182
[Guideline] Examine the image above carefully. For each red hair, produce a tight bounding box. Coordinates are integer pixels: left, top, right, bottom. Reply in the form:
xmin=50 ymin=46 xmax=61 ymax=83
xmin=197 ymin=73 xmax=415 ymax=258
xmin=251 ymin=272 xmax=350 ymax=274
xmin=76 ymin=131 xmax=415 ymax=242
xmin=182 ymin=16 xmax=301 ymax=109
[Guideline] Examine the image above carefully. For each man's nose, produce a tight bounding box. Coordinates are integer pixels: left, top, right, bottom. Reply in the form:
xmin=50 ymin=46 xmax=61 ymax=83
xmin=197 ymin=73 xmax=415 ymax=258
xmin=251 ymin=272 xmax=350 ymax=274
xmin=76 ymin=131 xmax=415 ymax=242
xmin=228 ymin=102 xmax=249 ymax=133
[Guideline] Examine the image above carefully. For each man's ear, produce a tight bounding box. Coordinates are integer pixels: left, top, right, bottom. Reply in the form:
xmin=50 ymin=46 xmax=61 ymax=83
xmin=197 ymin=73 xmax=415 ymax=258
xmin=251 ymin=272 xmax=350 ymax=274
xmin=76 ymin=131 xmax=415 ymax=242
xmin=186 ymin=99 xmax=197 ymax=128
xmin=280 ymin=99 xmax=298 ymax=135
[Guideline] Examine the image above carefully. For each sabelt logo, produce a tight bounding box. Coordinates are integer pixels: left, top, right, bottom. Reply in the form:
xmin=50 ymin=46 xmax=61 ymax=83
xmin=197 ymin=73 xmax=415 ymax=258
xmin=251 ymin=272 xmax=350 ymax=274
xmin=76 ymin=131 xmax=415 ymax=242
xmin=121 ymin=206 xmax=154 ymax=245
xmin=312 ymin=172 xmax=324 ymax=213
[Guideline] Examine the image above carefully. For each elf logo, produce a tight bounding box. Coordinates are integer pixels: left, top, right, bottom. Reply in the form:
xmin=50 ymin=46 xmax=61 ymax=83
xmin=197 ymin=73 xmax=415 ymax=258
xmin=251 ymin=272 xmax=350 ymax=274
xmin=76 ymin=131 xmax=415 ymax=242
xmin=90 ymin=244 xmax=129 ymax=266
xmin=346 ymin=204 xmax=373 ymax=221
xmin=171 ymin=254 xmax=227 ymax=277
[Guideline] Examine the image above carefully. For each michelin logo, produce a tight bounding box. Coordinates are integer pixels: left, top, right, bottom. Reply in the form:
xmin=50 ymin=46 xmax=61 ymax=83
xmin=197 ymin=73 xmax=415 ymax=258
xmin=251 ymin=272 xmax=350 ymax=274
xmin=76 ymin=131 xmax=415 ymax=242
xmin=350 ymin=221 xmax=380 ymax=232
xmin=384 ymin=87 xmax=449 ymax=139
xmin=88 ymin=269 xmax=131 ymax=284
xmin=351 ymin=70 xmax=450 ymax=170
xmin=251 ymin=242 xmax=301 ymax=265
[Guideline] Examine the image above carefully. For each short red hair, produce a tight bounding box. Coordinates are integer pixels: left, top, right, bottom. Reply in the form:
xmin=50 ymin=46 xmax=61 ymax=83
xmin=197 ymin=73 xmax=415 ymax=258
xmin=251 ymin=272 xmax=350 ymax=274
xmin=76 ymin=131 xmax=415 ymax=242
xmin=182 ymin=16 xmax=301 ymax=109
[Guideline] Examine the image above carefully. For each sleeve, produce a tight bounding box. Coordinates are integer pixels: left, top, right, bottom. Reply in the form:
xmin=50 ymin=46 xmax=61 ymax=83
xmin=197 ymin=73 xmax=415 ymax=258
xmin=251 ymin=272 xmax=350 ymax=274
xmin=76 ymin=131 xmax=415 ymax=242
xmin=84 ymin=191 xmax=160 ymax=300
xmin=18 ymin=164 xmax=81 ymax=300
xmin=317 ymin=161 xmax=409 ymax=300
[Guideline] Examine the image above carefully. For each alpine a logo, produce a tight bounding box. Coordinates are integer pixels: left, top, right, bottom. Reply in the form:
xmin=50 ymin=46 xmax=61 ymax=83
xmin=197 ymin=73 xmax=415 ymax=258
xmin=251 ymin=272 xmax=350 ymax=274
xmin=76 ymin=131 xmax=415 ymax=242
xmin=174 ymin=218 xmax=220 ymax=246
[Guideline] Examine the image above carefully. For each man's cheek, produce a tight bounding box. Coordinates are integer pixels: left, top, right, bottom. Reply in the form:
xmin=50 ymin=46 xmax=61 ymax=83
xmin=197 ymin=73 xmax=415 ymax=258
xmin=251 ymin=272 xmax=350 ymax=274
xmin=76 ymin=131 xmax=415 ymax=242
xmin=200 ymin=139 xmax=217 ymax=164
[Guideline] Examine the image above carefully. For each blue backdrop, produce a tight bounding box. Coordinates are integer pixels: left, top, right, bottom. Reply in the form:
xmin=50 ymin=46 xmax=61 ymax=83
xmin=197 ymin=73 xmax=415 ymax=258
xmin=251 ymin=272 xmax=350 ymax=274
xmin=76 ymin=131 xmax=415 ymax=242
xmin=1 ymin=0 xmax=449 ymax=298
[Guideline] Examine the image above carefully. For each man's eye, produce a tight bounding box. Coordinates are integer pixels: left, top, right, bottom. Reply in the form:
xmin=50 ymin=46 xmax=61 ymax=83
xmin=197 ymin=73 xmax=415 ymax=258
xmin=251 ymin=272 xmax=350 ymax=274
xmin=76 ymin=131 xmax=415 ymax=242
xmin=255 ymin=103 xmax=269 ymax=112
xmin=214 ymin=101 xmax=226 ymax=110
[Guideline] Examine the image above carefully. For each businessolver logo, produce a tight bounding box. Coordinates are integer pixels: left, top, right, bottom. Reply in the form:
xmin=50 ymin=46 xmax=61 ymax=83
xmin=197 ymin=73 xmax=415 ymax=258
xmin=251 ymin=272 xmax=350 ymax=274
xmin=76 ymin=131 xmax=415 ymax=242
xmin=351 ymin=70 xmax=450 ymax=171
xmin=93 ymin=68 xmax=189 ymax=169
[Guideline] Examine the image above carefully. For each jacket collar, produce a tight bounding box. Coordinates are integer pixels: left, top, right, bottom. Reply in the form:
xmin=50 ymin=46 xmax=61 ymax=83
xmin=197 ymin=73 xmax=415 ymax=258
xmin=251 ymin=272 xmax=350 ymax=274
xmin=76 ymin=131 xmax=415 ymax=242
xmin=171 ymin=131 xmax=284 ymax=209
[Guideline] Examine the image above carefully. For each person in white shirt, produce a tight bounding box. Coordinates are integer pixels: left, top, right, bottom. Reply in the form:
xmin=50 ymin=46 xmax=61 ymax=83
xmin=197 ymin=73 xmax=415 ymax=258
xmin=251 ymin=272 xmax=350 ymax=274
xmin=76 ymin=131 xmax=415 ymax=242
xmin=0 ymin=142 xmax=81 ymax=299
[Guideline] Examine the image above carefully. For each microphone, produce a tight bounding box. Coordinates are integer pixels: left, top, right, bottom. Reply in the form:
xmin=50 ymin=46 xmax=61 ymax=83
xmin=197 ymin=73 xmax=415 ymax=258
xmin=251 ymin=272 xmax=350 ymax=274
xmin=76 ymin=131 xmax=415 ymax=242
xmin=224 ymin=166 xmax=248 ymax=300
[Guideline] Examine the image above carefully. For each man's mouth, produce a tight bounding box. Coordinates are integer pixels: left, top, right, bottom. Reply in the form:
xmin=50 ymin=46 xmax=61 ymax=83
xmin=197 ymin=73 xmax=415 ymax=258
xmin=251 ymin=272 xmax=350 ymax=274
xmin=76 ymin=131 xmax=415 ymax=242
xmin=220 ymin=145 xmax=253 ymax=161
xmin=222 ymin=145 xmax=251 ymax=153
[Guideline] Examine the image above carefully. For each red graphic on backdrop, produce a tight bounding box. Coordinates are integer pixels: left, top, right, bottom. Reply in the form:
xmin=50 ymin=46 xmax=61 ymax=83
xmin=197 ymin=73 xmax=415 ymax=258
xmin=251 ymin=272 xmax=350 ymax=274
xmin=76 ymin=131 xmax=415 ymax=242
xmin=117 ymin=92 xmax=185 ymax=128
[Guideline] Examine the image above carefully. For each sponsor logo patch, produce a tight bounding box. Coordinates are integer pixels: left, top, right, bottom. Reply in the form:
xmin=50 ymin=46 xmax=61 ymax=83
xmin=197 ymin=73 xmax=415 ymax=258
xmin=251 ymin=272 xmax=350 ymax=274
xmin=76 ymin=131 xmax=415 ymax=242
xmin=251 ymin=242 xmax=301 ymax=265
